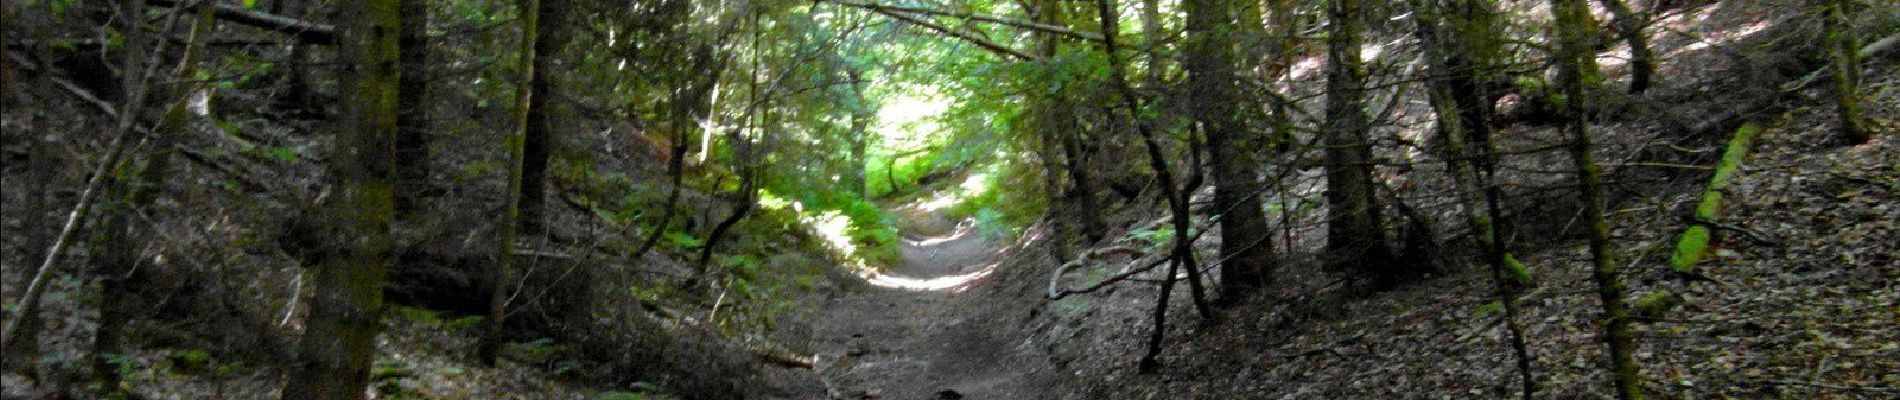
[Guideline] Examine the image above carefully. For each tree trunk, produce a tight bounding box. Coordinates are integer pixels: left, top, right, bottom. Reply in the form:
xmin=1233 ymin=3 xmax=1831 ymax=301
xmin=1095 ymin=0 xmax=1214 ymax=373
xmin=1413 ymin=1 xmax=1535 ymax=396
xmin=93 ymin=5 xmax=217 ymax=393
xmin=1596 ymin=0 xmax=1653 ymax=94
xmin=281 ymin=0 xmax=400 ymax=397
xmin=393 ymin=0 xmax=431 ymax=213
xmin=1322 ymin=0 xmax=1395 ymax=281
xmin=847 ymin=68 xmax=871 ymax=197
xmin=1032 ymin=0 xmax=1107 ymax=244
xmin=1186 ymin=0 xmax=1273 ymax=299
xmin=1550 ymin=0 xmax=1645 ymax=398
xmin=1824 ymin=0 xmax=1868 ymax=144
xmin=3 ymin=0 xmax=156 ymax=367
xmin=698 ymin=123 xmax=763 ymax=279
xmin=479 ymin=0 xmax=543 ymax=366
xmin=1263 ymin=0 xmax=1298 ymax=152
xmin=633 ymin=44 xmax=724 ymax=262
xmin=518 ymin=0 xmax=561 ymax=235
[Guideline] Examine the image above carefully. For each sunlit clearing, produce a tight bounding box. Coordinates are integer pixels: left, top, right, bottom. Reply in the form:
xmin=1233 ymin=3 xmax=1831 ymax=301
xmin=1662 ymin=8 xmax=1774 ymax=56
xmin=1362 ymin=43 xmax=1386 ymax=62
xmin=1287 ymin=55 xmax=1324 ymax=81
xmin=1598 ymin=46 xmax=1632 ymax=69
xmin=805 ymin=210 xmax=864 ymax=268
xmin=905 ymin=219 xmax=974 ymax=246
xmin=874 ymin=86 xmax=950 ymax=152
xmin=865 ymin=263 xmax=996 ymax=292
xmin=913 ymin=168 xmax=992 ymax=212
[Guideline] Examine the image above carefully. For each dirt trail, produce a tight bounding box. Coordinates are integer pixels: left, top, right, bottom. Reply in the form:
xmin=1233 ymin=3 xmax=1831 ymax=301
xmin=807 ymin=211 xmax=1059 ymax=400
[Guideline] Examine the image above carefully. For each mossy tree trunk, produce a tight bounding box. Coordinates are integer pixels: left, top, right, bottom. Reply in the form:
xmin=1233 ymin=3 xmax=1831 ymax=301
xmin=1186 ymin=0 xmax=1274 ymax=299
xmin=518 ymin=0 xmax=563 ymax=235
xmin=1322 ymin=0 xmax=1396 ymax=281
xmin=93 ymin=5 xmax=217 ymax=394
xmin=1549 ymin=0 xmax=1645 ymax=397
xmin=1414 ymin=0 xmax=1535 ymax=396
xmin=282 ymin=0 xmax=401 ymax=397
xmin=1824 ymin=0 xmax=1869 ymax=144
xmin=479 ymin=0 xmax=543 ymax=366
xmin=1666 ymin=122 xmax=1760 ymax=271
xmin=1263 ymin=0 xmax=1299 ymax=152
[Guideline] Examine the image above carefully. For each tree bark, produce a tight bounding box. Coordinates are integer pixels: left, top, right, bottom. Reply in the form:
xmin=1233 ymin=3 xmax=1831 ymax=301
xmin=1596 ymin=0 xmax=1654 ymax=94
xmin=393 ymin=0 xmax=431 ymax=213
xmin=1095 ymin=0 xmax=1214 ymax=373
xmin=1413 ymin=1 xmax=1535 ymax=396
xmin=1321 ymin=0 xmax=1396 ymax=281
xmin=1031 ymin=0 xmax=1107 ymax=244
xmin=479 ymin=0 xmax=542 ymax=366
xmin=3 ymin=0 xmax=156 ymax=366
xmin=846 ymin=67 xmax=871 ymax=197
xmin=281 ymin=0 xmax=400 ymax=397
xmin=518 ymin=0 xmax=562 ymax=236
xmin=1550 ymin=0 xmax=1645 ymax=398
xmin=1186 ymin=0 xmax=1273 ymax=299
xmin=1824 ymin=0 xmax=1868 ymax=144
xmin=93 ymin=5 xmax=217 ymax=394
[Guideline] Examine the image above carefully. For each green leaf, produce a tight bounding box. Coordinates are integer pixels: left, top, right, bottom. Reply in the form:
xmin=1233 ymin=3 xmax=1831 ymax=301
xmin=1503 ymin=252 xmax=1534 ymax=286
xmin=1472 ymin=300 xmax=1504 ymax=320
xmin=664 ymin=231 xmax=704 ymax=249
xmin=266 ymin=146 xmax=299 ymax=163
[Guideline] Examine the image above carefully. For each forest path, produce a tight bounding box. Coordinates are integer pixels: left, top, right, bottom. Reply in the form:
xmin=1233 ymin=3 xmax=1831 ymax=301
xmin=805 ymin=204 xmax=1057 ymax=400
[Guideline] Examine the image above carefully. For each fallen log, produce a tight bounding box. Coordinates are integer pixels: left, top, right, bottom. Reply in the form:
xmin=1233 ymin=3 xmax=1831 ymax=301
xmin=1667 ymin=122 xmax=1760 ymax=272
xmin=146 ymin=0 xmax=337 ymax=45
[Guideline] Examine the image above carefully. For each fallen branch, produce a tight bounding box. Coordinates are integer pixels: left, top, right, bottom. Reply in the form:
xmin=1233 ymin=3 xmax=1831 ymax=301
xmin=1667 ymin=122 xmax=1761 ymax=272
xmin=145 ymin=0 xmax=337 ymax=45
xmin=1047 ymin=245 xmax=1155 ymax=300
xmin=1762 ymin=380 xmax=1900 ymax=393
xmin=755 ymin=350 xmax=815 ymax=370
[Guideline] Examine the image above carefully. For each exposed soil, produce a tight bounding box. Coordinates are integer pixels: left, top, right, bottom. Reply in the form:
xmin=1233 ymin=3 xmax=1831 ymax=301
xmin=806 ymin=208 xmax=1065 ymax=400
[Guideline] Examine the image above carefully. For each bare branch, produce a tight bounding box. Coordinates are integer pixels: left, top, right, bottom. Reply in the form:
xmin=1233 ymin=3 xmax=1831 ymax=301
xmin=822 ymin=0 xmax=1104 ymax=42
xmin=146 ymin=0 xmax=337 ymax=45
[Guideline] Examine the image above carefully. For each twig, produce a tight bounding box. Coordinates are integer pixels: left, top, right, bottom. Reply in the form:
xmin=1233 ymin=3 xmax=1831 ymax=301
xmin=1762 ymin=380 xmax=1900 ymax=393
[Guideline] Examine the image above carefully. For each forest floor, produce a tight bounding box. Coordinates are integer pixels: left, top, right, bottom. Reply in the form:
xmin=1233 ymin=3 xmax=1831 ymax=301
xmin=801 ymin=202 xmax=1063 ymax=400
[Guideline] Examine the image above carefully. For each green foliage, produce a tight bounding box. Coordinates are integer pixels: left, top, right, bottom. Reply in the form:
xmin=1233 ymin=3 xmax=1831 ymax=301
xmin=502 ymin=338 xmax=569 ymax=365
xmin=170 ymin=349 xmax=213 ymax=374
xmin=371 ymin=360 xmax=419 ymax=399
xmin=1129 ymin=227 xmax=1176 ymax=254
xmin=1503 ymin=252 xmax=1534 ymax=286
xmin=395 ymin=306 xmax=484 ymax=330
xmin=947 ymin=161 xmax=1048 ymax=241
xmin=1472 ymin=300 xmax=1505 ymax=320
xmin=664 ymin=231 xmax=705 ymax=249
xmin=841 ymin=199 xmax=902 ymax=266
xmin=599 ymin=382 xmax=673 ymax=400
